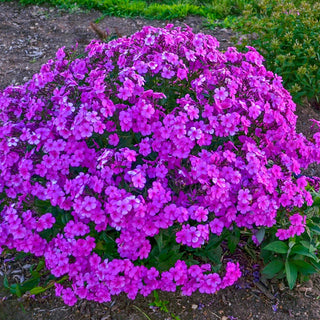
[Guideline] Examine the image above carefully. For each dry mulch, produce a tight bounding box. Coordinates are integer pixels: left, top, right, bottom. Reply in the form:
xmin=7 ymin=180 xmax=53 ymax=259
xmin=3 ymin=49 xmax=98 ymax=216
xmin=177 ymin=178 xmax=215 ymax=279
xmin=1 ymin=2 xmax=320 ymax=320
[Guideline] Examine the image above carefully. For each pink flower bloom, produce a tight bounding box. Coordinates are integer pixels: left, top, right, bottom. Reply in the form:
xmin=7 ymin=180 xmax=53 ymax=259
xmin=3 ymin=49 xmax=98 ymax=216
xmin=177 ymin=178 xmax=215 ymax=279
xmin=177 ymin=68 xmax=188 ymax=80
xmin=109 ymin=133 xmax=119 ymax=146
xmin=139 ymin=138 xmax=151 ymax=156
xmin=28 ymin=133 xmax=41 ymax=145
xmin=145 ymin=35 xmax=155 ymax=46
xmin=289 ymin=213 xmax=303 ymax=226
xmin=276 ymin=229 xmax=289 ymax=240
xmin=36 ymin=213 xmax=55 ymax=232
xmin=161 ymin=67 xmax=175 ymax=79
xmin=132 ymin=172 xmax=146 ymax=189
xmin=210 ymin=218 xmax=224 ymax=235
xmin=61 ymin=288 xmax=77 ymax=306
xmin=79 ymin=122 xmax=93 ymax=138
xmin=214 ymin=87 xmax=228 ymax=101
xmin=123 ymin=148 xmax=137 ymax=162
xmin=188 ymin=127 xmax=202 ymax=141
xmin=238 ymin=189 xmax=252 ymax=203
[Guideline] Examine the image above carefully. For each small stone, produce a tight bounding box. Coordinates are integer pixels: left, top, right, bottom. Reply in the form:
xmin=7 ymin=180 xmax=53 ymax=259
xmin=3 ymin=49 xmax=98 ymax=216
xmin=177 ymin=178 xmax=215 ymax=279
xmin=279 ymin=282 xmax=286 ymax=291
xmin=191 ymin=304 xmax=198 ymax=310
xmin=305 ymin=279 xmax=313 ymax=288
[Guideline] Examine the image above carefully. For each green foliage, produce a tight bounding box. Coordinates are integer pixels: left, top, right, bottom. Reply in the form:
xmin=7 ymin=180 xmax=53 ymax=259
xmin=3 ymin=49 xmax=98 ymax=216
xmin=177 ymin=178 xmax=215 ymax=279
xmin=2 ymin=258 xmax=67 ymax=298
xmin=261 ymin=237 xmax=320 ymax=289
xmin=0 ymin=0 xmax=205 ymax=20
xmin=0 ymin=0 xmax=258 ymax=21
xmin=146 ymin=226 xmax=184 ymax=271
xmin=227 ymin=0 xmax=320 ymax=104
xmin=150 ymin=291 xmax=181 ymax=320
xmin=94 ymin=227 xmax=121 ymax=260
xmin=260 ymin=186 xmax=320 ymax=289
xmin=263 ymin=241 xmax=289 ymax=254
xmin=150 ymin=290 xmax=169 ymax=312
xmin=227 ymin=227 xmax=240 ymax=254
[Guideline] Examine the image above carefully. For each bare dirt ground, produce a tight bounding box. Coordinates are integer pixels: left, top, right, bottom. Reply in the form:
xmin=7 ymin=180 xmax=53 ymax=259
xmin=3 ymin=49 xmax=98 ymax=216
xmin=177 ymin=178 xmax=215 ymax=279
xmin=1 ymin=2 xmax=320 ymax=320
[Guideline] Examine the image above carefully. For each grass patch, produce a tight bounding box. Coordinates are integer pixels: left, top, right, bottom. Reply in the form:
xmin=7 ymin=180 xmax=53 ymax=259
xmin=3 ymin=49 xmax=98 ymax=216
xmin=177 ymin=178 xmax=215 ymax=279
xmin=0 ymin=0 xmax=257 ymax=20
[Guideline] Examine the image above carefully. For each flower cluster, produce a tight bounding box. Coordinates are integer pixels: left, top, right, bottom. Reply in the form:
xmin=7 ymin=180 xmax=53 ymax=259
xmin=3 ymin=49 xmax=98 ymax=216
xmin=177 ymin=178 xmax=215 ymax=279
xmin=0 ymin=25 xmax=319 ymax=305
xmin=276 ymin=213 xmax=306 ymax=240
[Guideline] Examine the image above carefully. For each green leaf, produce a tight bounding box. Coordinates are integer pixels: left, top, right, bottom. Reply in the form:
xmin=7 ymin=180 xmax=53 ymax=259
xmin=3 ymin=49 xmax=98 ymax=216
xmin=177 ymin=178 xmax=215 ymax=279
xmin=155 ymin=233 xmax=163 ymax=251
xmin=29 ymin=286 xmax=47 ymax=295
xmin=14 ymin=252 xmax=30 ymax=261
xmin=10 ymin=284 xmax=22 ymax=298
xmin=3 ymin=275 xmax=9 ymax=289
xmin=291 ymin=260 xmax=317 ymax=276
xmin=285 ymin=260 xmax=298 ymax=289
xmin=262 ymin=259 xmax=284 ymax=279
xmin=263 ymin=241 xmax=289 ymax=254
xmin=309 ymin=225 xmax=320 ymax=235
xmin=227 ymin=228 xmax=240 ymax=254
xmin=290 ymin=245 xmax=318 ymax=261
xmin=311 ymin=216 xmax=320 ymax=224
xmin=255 ymin=227 xmax=265 ymax=244
xmin=312 ymin=196 xmax=320 ymax=206
xmin=299 ymin=241 xmax=313 ymax=249
xmin=30 ymin=270 xmax=41 ymax=279
xmin=20 ymin=277 xmax=41 ymax=293
xmin=35 ymin=260 xmax=45 ymax=272
xmin=206 ymin=246 xmax=222 ymax=264
xmin=95 ymin=240 xmax=106 ymax=251
xmin=207 ymin=232 xmax=227 ymax=249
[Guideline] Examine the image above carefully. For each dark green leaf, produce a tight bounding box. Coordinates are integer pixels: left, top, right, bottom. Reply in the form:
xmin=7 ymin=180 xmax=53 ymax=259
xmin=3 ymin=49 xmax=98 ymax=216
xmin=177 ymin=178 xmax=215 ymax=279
xmin=29 ymin=286 xmax=47 ymax=295
xmin=20 ymin=277 xmax=41 ymax=293
xmin=263 ymin=241 xmax=288 ymax=254
xmin=262 ymin=259 xmax=284 ymax=279
xmin=30 ymin=270 xmax=40 ymax=279
xmin=155 ymin=234 xmax=163 ymax=252
xmin=291 ymin=260 xmax=317 ymax=276
xmin=255 ymin=227 xmax=265 ymax=244
xmin=14 ymin=252 xmax=29 ymax=261
xmin=285 ymin=260 xmax=298 ymax=289
xmin=206 ymin=246 xmax=222 ymax=264
xmin=207 ymin=233 xmax=226 ymax=250
xmin=10 ymin=284 xmax=22 ymax=298
xmin=299 ymin=241 xmax=313 ymax=249
xmin=290 ymin=245 xmax=318 ymax=261
xmin=311 ymin=260 xmax=320 ymax=271
xmin=227 ymin=229 xmax=240 ymax=254
xmin=312 ymin=196 xmax=320 ymax=206
xmin=309 ymin=225 xmax=320 ymax=235
xmin=35 ymin=260 xmax=45 ymax=272
xmin=211 ymin=263 xmax=222 ymax=273
xmin=3 ymin=276 xmax=9 ymax=289
xmin=311 ymin=217 xmax=320 ymax=224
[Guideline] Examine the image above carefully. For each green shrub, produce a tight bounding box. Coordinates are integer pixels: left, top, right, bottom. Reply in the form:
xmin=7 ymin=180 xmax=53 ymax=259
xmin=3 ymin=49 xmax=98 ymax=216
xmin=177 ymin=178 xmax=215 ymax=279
xmin=230 ymin=0 xmax=320 ymax=105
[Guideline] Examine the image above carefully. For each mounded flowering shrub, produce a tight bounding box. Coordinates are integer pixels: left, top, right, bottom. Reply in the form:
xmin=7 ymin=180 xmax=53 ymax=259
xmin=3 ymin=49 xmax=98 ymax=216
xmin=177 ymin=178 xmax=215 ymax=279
xmin=1 ymin=25 xmax=320 ymax=305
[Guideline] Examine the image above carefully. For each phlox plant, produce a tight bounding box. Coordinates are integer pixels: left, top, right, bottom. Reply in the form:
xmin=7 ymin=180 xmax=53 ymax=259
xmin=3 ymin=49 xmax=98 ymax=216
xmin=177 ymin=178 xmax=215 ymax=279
xmin=1 ymin=25 xmax=320 ymax=306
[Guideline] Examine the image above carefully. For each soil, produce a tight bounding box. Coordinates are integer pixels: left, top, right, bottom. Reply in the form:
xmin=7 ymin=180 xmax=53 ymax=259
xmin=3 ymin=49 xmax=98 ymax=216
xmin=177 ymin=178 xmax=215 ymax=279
xmin=1 ymin=2 xmax=320 ymax=320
